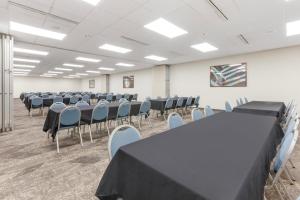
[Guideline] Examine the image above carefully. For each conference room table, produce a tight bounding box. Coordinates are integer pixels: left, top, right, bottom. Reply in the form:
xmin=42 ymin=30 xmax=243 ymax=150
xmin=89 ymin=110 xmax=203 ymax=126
xmin=233 ymin=101 xmax=286 ymax=119
xmin=150 ymin=97 xmax=195 ymax=115
xmin=43 ymin=101 xmax=142 ymax=139
xmin=97 ymin=94 xmax=134 ymax=102
xmin=24 ymin=97 xmax=71 ymax=111
xmin=96 ymin=111 xmax=284 ymax=200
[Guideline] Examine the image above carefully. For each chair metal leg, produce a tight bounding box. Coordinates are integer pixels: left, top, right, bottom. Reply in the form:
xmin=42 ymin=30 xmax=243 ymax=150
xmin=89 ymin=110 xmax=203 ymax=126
xmin=56 ymin=133 xmax=60 ymax=153
xmin=138 ymin=115 xmax=142 ymax=130
xmin=288 ymin=158 xmax=296 ymax=168
xmin=106 ymin=121 xmax=110 ymax=136
xmin=146 ymin=114 xmax=152 ymax=128
xmin=285 ymin=167 xmax=296 ymax=182
xmin=88 ymin=125 xmax=94 ymax=143
xmin=78 ymin=127 xmax=83 ymax=146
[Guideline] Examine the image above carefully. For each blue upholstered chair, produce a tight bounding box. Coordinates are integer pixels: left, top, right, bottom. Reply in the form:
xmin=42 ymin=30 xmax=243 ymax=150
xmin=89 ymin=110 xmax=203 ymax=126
xmin=50 ymin=102 xmax=66 ymax=112
xmin=132 ymin=94 xmax=138 ymax=101
xmin=194 ymin=96 xmax=200 ymax=108
xmin=225 ymin=101 xmax=233 ymax=112
xmin=119 ymin=98 xmax=128 ymax=103
xmin=108 ymin=125 xmax=141 ymax=159
xmin=115 ymin=94 xmax=122 ymax=102
xmin=106 ymin=94 xmax=113 ymax=102
xmin=75 ymin=100 xmax=89 ymax=108
xmin=56 ymin=106 xmax=82 ymax=153
xmin=97 ymin=99 xmax=109 ymax=105
xmin=239 ymin=98 xmax=244 ymax=105
xmin=115 ymin=102 xmax=131 ymax=126
xmin=236 ymin=99 xmax=241 ymax=106
xmin=30 ymin=96 xmax=43 ymax=117
xmin=244 ymin=97 xmax=249 ymax=103
xmin=145 ymin=97 xmax=151 ymax=101
xmin=41 ymin=94 xmax=49 ymax=98
xmin=124 ymin=94 xmax=130 ymax=101
xmin=163 ymin=98 xmax=174 ymax=120
xmin=185 ymin=96 xmax=193 ymax=111
xmin=82 ymin=94 xmax=90 ymax=104
xmin=175 ymin=97 xmax=184 ymax=115
xmin=137 ymin=100 xmax=152 ymax=129
xmin=167 ymin=112 xmax=184 ymax=129
xmin=204 ymin=105 xmax=214 ymax=117
xmin=191 ymin=108 xmax=203 ymax=121
xmin=53 ymin=96 xmax=63 ymax=103
xmin=69 ymin=96 xmax=78 ymax=105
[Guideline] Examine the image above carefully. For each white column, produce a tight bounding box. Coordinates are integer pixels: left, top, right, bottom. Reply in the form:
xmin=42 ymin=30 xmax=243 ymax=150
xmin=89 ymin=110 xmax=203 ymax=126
xmin=152 ymin=65 xmax=170 ymax=98
xmin=0 ymin=33 xmax=13 ymax=132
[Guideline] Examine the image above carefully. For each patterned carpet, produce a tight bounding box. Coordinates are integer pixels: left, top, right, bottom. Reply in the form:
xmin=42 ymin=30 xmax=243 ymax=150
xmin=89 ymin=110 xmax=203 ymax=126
xmin=0 ymin=99 xmax=299 ymax=200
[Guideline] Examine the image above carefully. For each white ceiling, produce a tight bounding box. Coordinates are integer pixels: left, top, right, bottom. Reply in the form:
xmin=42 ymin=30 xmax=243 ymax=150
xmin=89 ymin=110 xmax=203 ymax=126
xmin=1 ymin=0 xmax=300 ymax=78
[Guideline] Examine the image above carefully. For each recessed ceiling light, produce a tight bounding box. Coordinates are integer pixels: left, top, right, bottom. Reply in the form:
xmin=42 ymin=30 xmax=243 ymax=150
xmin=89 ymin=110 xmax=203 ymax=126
xmin=116 ymin=63 xmax=135 ymax=67
xmin=14 ymin=68 xmax=31 ymax=72
xmin=98 ymin=67 xmax=115 ymax=71
xmin=13 ymin=58 xmax=41 ymax=63
xmin=76 ymin=57 xmax=101 ymax=63
xmin=14 ymin=64 xmax=36 ymax=68
xmin=99 ymin=44 xmax=132 ymax=54
xmin=55 ymin=67 xmax=73 ymax=71
xmin=63 ymin=63 xmax=84 ymax=68
xmin=144 ymin=55 xmax=168 ymax=61
xmin=76 ymin=73 xmax=89 ymax=76
xmin=81 ymin=0 xmax=101 ymax=6
xmin=286 ymin=20 xmax=300 ymax=36
xmin=191 ymin=42 xmax=218 ymax=53
xmin=48 ymin=71 xmax=63 ymax=74
xmin=10 ymin=21 xmax=66 ymax=40
xmin=13 ymin=47 xmax=48 ymax=56
xmin=86 ymin=70 xmax=101 ymax=74
xmin=144 ymin=18 xmax=188 ymax=39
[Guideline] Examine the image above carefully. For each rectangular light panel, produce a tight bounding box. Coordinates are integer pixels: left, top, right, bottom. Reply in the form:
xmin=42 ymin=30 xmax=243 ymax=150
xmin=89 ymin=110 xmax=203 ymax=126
xmin=191 ymin=42 xmax=218 ymax=53
xmin=287 ymin=20 xmax=300 ymax=36
xmin=99 ymin=44 xmax=132 ymax=54
xmin=144 ymin=55 xmax=168 ymax=61
xmin=13 ymin=47 xmax=48 ymax=56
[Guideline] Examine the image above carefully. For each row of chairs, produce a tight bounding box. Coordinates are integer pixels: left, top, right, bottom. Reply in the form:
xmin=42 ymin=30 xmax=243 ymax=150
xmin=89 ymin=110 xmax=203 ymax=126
xmin=51 ymin=99 xmax=151 ymax=153
xmin=104 ymin=93 xmax=137 ymax=102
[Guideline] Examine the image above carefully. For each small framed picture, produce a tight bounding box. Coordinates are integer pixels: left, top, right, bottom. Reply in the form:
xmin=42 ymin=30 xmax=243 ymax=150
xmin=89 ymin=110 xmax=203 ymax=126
xmin=123 ymin=75 xmax=134 ymax=88
xmin=89 ymin=80 xmax=95 ymax=88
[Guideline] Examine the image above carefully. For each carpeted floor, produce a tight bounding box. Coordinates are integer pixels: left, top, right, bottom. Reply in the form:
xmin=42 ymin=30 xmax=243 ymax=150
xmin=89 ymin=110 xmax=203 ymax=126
xmin=0 ymin=99 xmax=299 ymax=200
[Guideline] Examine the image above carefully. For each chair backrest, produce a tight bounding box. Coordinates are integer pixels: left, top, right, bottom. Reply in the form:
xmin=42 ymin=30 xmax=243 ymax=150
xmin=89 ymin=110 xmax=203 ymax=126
xmin=139 ymin=100 xmax=151 ymax=114
xmin=117 ymin=102 xmax=131 ymax=117
xmin=191 ymin=108 xmax=202 ymax=121
xmin=133 ymin=93 xmax=138 ymax=100
xmin=116 ymin=94 xmax=122 ymax=101
xmin=244 ymin=97 xmax=249 ymax=103
xmin=168 ymin=112 xmax=184 ymax=129
xmin=239 ymin=98 xmax=244 ymax=105
xmin=194 ymin=96 xmax=200 ymax=106
xmin=204 ymin=105 xmax=214 ymax=117
xmin=108 ymin=125 xmax=141 ymax=159
xmin=176 ymin=97 xmax=184 ymax=107
xmin=59 ymin=106 xmax=81 ymax=127
xmin=31 ymin=96 xmax=43 ymax=107
xmin=92 ymin=103 xmax=109 ymax=122
xmin=119 ymin=98 xmax=128 ymax=103
xmin=124 ymin=94 xmax=130 ymax=100
xmin=236 ymin=99 xmax=241 ymax=106
xmin=29 ymin=95 xmax=38 ymax=100
xmin=41 ymin=94 xmax=49 ymax=98
xmin=98 ymin=99 xmax=109 ymax=105
xmin=53 ymin=96 xmax=63 ymax=103
xmin=82 ymin=94 xmax=90 ymax=102
xmin=106 ymin=94 xmax=113 ymax=101
xmin=145 ymin=97 xmax=151 ymax=101
xmin=225 ymin=101 xmax=232 ymax=112
xmin=50 ymin=102 xmax=66 ymax=112
xmin=69 ymin=96 xmax=78 ymax=104
xmin=273 ymin=130 xmax=298 ymax=175
xmin=185 ymin=96 xmax=193 ymax=106
xmin=157 ymin=96 xmax=161 ymax=99
xmin=165 ymin=98 xmax=174 ymax=109
xmin=75 ymin=100 xmax=89 ymax=108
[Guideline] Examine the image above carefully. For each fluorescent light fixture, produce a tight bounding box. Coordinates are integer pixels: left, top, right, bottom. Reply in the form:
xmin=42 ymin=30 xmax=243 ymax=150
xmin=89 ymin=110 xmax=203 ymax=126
xmin=116 ymin=63 xmax=135 ymax=67
xmin=14 ymin=68 xmax=31 ymax=72
xmin=43 ymin=73 xmax=57 ymax=76
xmin=191 ymin=42 xmax=218 ymax=53
xmin=99 ymin=44 xmax=132 ymax=54
xmin=13 ymin=47 xmax=48 ymax=56
xmin=98 ymin=67 xmax=115 ymax=71
xmin=13 ymin=58 xmax=40 ymax=63
xmin=40 ymin=75 xmax=55 ymax=78
xmin=68 ymin=75 xmax=81 ymax=77
xmin=14 ymin=64 xmax=36 ymax=68
xmin=76 ymin=57 xmax=101 ymax=63
xmin=55 ymin=67 xmax=73 ymax=71
xmin=76 ymin=73 xmax=89 ymax=76
xmin=48 ymin=71 xmax=63 ymax=74
xmin=63 ymin=63 xmax=84 ymax=68
xmin=10 ymin=21 xmax=66 ymax=40
xmin=13 ymin=72 xmax=29 ymax=75
xmin=144 ymin=18 xmax=188 ymax=39
xmin=81 ymin=0 xmax=101 ymax=6
xmin=13 ymin=73 xmax=28 ymax=76
xmin=63 ymin=76 xmax=75 ymax=79
xmin=287 ymin=20 xmax=300 ymax=36
xmin=144 ymin=55 xmax=168 ymax=61
xmin=86 ymin=70 xmax=101 ymax=74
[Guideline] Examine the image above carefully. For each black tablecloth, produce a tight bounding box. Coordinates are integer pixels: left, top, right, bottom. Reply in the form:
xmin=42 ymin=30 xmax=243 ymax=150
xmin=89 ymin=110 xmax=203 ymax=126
xmin=96 ymin=112 xmax=283 ymax=200
xmin=98 ymin=95 xmax=134 ymax=101
xmin=24 ymin=97 xmax=71 ymax=111
xmin=233 ymin=101 xmax=286 ymax=119
xmin=150 ymin=97 xmax=195 ymax=114
xmin=43 ymin=102 xmax=142 ymax=138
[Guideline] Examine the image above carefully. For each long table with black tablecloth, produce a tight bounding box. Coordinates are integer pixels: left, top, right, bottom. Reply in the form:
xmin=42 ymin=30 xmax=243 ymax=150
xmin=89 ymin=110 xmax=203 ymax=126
xmin=97 ymin=94 xmax=134 ymax=102
xmin=24 ymin=97 xmax=71 ymax=111
xmin=150 ymin=97 xmax=195 ymax=115
xmin=233 ymin=101 xmax=286 ymax=119
xmin=43 ymin=101 xmax=142 ymax=138
xmin=96 ymin=112 xmax=283 ymax=200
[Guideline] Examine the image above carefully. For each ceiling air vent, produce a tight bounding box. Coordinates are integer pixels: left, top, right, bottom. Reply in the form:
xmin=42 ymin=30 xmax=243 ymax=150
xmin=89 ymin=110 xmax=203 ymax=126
xmin=238 ymin=34 xmax=249 ymax=45
xmin=206 ymin=0 xmax=229 ymax=21
xmin=121 ymin=36 xmax=149 ymax=46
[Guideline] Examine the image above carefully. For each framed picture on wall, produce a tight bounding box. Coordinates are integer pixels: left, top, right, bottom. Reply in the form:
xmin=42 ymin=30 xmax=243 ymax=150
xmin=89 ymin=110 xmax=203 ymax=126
xmin=210 ymin=63 xmax=247 ymax=87
xmin=123 ymin=75 xmax=134 ymax=88
xmin=89 ymin=80 xmax=95 ymax=88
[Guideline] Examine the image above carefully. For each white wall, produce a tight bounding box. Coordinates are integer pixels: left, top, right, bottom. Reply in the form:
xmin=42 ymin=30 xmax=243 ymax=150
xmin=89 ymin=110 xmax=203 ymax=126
xmin=80 ymin=76 xmax=106 ymax=93
xmin=170 ymin=45 xmax=300 ymax=110
xmin=13 ymin=76 xmax=81 ymax=98
xmin=109 ymin=68 xmax=153 ymax=101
